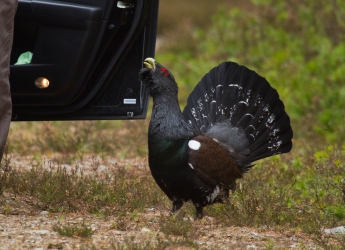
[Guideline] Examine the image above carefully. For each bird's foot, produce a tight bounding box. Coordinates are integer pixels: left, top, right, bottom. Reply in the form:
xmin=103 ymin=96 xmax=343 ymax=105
xmin=194 ymin=204 xmax=203 ymax=219
xmin=170 ymin=200 xmax=183 ymax=214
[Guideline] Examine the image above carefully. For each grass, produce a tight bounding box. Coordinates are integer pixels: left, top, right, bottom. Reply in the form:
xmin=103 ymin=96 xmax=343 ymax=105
xmin=109 ymin=236 xmax=197 ymax=250
xmin=157 ymin=0 xmax=345 ymax=144
xmin=1 ymin=142 xmax=345 ymax=247
xmin=157 ymin=0 xmax=253 ymax=54
xmin=7 ymin=120 xmax=148 ymax=162
xmin=2 ymin=0 xmax=345 ymax=248
xmin=213 ymin=147 xmax=345 ymax=233
xmin=53 ymin=221 xmax=93 ymax=238
xmin=0 ymin=155 xmax=165 ymax=214
xmin=159 ymin=213 xmax=194 ymax=237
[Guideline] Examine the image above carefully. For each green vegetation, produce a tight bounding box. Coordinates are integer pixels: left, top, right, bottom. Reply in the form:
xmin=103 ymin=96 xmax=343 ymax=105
xmin=0 ymin=157 xmax=165 ymax=214
xmin=1 ymin=0 xmax=345 ymax=248
xmin=53 ymin=221 xmax=93 ymax=238
xmin=110 ymin=236 xmax=197 ymax=250
xmin=157 ymin=0 xmax=345 ymax=143
xmin=7 ymin=120 xmax=148 ymax=160
xmin=159 ymin=214 xmax=194 ymax=237
xmin=207 ymin=144 xmax=345 ymax=243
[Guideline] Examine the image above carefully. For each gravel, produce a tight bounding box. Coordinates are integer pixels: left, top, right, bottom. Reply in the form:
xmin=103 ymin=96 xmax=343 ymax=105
xmin=0 ymin=204 xmax=322 ymax=249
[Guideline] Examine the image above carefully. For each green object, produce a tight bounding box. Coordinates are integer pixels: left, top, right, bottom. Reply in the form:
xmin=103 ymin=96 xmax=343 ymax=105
xmin=14 ymin=51 xmax=33 ymax=65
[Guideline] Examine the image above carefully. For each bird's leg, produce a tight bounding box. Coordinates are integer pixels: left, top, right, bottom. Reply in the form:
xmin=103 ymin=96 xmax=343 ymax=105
xmin=171 ymin=200 xmax=183 ymax=213
xmin=194 ymin=203 xmax=203 ymax=219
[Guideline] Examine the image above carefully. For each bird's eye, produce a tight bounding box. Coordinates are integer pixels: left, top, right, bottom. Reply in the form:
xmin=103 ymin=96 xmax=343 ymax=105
xmin=160 ymin=67 xmax=169 ymax=77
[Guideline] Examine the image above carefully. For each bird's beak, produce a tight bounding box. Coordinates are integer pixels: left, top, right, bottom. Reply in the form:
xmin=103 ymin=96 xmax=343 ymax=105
xmin=143 ymin=57 xmax=156 ymax=71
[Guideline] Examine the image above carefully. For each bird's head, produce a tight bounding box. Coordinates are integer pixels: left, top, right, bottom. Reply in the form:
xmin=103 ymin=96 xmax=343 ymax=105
xmin=139 ymin=58 xmax=177 ymax=97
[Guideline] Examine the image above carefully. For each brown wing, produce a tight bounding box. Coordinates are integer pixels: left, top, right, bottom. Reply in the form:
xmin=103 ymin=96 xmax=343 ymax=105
xmin=188 ymin=134 xmax=243 ymax=189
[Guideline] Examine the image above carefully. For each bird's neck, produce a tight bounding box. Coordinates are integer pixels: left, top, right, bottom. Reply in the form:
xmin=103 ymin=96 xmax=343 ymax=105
xmin=149 ymin=93 xmax=197 ymax=140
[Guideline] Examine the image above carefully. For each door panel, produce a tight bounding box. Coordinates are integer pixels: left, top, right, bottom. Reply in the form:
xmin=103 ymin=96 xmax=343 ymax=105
xmin=10 ymin=0 xmax=159 ymax=120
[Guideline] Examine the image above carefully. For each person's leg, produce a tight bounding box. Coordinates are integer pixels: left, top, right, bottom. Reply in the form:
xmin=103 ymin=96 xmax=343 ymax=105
xmin=0 ymin=0 xmax=18 ymax=161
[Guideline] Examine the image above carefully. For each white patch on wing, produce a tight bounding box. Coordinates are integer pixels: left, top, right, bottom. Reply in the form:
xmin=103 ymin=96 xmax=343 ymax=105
xmin=188 ymin=140 xmax=201 ymax=150
xmin=188 ymin=163 xmax=194 ymax=169
xmin=207 ymin=185 xmax=221 ymax=203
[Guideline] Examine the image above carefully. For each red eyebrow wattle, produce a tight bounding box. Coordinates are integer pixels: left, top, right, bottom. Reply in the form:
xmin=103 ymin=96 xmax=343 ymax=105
xmin=160 ymin=67 xmax=169 ymax=77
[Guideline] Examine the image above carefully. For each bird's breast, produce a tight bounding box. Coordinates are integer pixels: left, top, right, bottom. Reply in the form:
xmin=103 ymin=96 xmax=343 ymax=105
xmin=148 ymin=137 xmax=189 ymax=171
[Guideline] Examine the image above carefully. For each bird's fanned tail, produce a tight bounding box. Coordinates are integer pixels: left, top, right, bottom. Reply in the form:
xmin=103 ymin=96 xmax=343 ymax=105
xmin=182 ymin=62 xmax=293 ymax=170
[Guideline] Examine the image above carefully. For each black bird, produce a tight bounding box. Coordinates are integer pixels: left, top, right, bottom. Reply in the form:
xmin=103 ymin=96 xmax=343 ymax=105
xmin=139 ymin=58 xmax=293 ymax=219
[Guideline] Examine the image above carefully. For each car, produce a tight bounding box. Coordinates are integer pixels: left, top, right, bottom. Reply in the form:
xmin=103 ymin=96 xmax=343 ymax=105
xmin=10 ymin=0 xmax=159 ymax=121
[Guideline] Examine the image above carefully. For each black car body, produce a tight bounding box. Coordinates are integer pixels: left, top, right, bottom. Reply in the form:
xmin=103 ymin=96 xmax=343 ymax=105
xmin=10 ymin=0 xmax=159 ymax=121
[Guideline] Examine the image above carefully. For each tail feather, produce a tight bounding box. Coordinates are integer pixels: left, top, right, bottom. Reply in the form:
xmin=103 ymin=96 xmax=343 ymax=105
xmin=248 ymin=115 xmax=292 ymax=154
xmin=182 ymin=61 xmax=293 ymax=170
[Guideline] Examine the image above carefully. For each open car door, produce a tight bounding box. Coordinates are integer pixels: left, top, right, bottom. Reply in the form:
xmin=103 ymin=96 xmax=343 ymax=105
xmin=10 ymin=0 xmax=159 ymax=121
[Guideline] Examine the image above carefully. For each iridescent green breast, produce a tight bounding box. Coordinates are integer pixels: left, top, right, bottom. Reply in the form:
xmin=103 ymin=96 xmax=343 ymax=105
xmin=148 ymin=136 xmax=189 ymax=171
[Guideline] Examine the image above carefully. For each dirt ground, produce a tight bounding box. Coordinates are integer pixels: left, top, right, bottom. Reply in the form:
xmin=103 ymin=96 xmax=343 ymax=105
xmin=0 ymin=211 xmax=320 ymax=249
xmin=0 ymin=155 xmax=328 ymax=249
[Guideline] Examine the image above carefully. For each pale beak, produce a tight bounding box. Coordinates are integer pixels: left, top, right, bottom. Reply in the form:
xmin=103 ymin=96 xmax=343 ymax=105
xmin=143 ymin=57 xmax=156 ymax=71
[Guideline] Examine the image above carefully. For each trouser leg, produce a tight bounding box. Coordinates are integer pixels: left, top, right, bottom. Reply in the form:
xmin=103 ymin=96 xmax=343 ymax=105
xmin=0 ymin=0 xmax=18 ymax=161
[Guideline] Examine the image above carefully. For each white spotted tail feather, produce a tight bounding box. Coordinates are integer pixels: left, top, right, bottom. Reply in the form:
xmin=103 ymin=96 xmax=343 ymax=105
xmin=182 ymin=62 xmax=293 ymax=172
